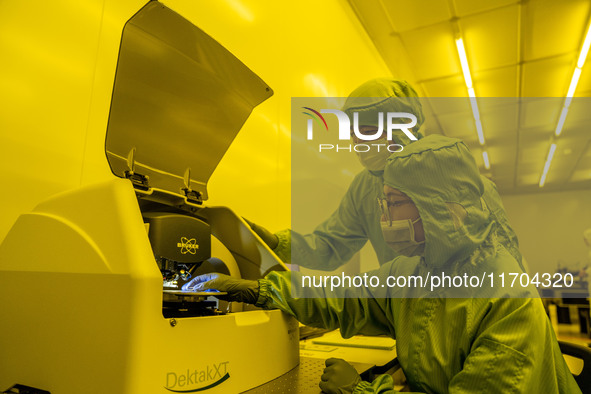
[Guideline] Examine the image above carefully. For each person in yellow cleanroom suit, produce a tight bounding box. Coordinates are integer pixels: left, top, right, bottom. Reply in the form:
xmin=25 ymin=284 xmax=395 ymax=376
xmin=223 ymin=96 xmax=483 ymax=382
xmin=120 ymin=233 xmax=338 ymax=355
xmin=248 ymin=78 xmax=525 ymax=273
xmin=184 ymin=135 xmax=580 ymax=393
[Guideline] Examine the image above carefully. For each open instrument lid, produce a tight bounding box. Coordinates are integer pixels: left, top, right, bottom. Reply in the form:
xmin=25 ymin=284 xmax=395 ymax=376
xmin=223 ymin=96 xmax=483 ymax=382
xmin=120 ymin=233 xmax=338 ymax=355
xmin=105 ymin=1 xmax=273 ymax=203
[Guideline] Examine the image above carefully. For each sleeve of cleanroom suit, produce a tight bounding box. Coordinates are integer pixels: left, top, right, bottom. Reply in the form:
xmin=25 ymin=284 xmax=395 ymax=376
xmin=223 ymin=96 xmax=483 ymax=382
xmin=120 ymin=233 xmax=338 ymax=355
xmin=256 ymin=270 xmax=395 ymax=338
xmin=256 ymin=270 xmax=402 ymax=394
xmin=272 ymin=172 xmax=378 ymax=270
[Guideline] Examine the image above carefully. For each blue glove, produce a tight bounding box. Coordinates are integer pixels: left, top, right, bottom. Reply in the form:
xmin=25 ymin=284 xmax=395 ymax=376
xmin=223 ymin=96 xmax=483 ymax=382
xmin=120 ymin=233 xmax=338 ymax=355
xmin=319 ymin=358 xmax=362 ymax=394
xmin=182 ymin=273 xmax=259 ymax=304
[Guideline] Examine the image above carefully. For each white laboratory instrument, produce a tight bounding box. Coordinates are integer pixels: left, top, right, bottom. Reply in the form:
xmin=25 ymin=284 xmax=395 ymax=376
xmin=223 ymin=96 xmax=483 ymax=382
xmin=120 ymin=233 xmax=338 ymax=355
xmin=0 ymin=2 xmax=298 ymax=393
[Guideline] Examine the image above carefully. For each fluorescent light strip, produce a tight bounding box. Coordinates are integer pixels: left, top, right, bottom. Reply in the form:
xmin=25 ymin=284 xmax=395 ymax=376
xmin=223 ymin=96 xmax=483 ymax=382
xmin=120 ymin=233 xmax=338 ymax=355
xmin=542 ymin=19 xmax=591 ymax=183
xmin=577 ymin=21 xmax=591 ymax=68
xmin=566 ymin=67 xmax=582 ymax=99
xmin=539 ymin=143 xmax=557 ymax=187
xmin=456 ymin=38 xmax=485 ymax=146
xmin=556 ymin=25 xmax=589 ymax=136
xmin=555 ymin=106 xmax=569 ymax=137
xmin=456 ymin=38 xmax=473 ymax=88
xmin=482 ymin=151 xmax=490 ymax=170
xmin=475 ymin=119 xmax=485 ymax=145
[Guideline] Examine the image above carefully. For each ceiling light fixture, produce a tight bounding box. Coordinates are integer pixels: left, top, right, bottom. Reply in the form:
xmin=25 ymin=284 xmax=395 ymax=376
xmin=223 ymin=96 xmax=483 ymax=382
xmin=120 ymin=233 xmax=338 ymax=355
xmin=539 ymin=143 xmax=556 ymax=188
xmin=555 ymin=20 xmax=591 ymax=137
xmin=482 ymin=151 xmax=490 ymax=170
xmin=541 ymin=20 xmax=591 ymax=187
xmin=456 ymin=38 xmax=486 ymax=146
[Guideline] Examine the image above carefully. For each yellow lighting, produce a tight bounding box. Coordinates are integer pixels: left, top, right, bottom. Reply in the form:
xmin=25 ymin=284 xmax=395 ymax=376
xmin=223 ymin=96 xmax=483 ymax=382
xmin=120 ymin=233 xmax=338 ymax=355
xmin=577 ymin=21 xmax=591 ymax=68
xmin=566 ymin=67 xmax=582 ymax=98
xmin=555 ymin=106 xmax=569 ymax=137
xmin=456 ymin=38 xmax=485 ymax=146
xmin=304 ymin=74 xmax=330 ymax=96
xmin=469 ymin=96 xmax=480 ymax=119
xmin=455 ymin=38 xmax=473 ymax=88
xmin=482 ymin=151 xmax=490 ymax=170
xmin=224 ymin=0 xmax=254 ymax=22
xmin=539 ymin=143 xmax=557 ymax=187
xmin=475 ymin=119 xmax=485 ymax=145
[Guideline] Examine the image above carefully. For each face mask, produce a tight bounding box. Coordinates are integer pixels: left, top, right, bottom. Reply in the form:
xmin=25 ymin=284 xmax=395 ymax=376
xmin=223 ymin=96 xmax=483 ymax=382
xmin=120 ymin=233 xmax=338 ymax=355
xmin=355 ymin=138 xmax=390 ymax=171
xmin=381 ymin=217 xmax=425 ymax=257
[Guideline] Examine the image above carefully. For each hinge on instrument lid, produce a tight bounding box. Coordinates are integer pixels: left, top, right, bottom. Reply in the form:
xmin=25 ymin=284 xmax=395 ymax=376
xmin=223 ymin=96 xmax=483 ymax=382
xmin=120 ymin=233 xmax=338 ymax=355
xmin=182 ymin=167 xmax=203 ymax=205
xmin=182 ymin=188 xmax=203 ymax=205
xmin=125 ymin=171 xmax=149 ymax=190
xmin=125 ymin=147 xmax=149 ymax=191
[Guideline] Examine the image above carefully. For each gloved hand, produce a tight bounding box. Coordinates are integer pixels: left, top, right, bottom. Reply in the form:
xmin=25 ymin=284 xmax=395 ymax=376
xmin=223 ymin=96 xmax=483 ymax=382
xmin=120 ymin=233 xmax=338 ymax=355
xmin=243 ymin=218 xmax=279 ymax=249
xmin=181 ymin=273 xmax=259 ymax=304
xmin=319 ymin=358 xmax=362 ymax=394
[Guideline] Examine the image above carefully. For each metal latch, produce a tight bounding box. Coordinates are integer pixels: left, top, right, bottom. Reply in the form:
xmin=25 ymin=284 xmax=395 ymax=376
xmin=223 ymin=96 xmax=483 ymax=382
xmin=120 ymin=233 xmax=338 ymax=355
xmin=182 ymin=168 xmax=203 ymax=205
xmin=182 ymin=188 xmax=203 ymax=205
xmin=125 ymin=147 xmax=149 ymax=191
xmin=125 ymin=170 xmax=149 ymax=190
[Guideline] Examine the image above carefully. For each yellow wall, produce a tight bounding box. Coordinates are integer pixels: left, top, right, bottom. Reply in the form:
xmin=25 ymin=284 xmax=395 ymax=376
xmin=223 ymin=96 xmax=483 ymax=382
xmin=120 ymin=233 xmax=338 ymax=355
xmin=163 ymin=0 xmax=392 ymax=232
xmin=0 ymin=0 xmax=146 ymax=243
xmin=501 ymin=189 xmax=591 ymax=275
xmin=0 ymin=0 xmax=391 ymax=242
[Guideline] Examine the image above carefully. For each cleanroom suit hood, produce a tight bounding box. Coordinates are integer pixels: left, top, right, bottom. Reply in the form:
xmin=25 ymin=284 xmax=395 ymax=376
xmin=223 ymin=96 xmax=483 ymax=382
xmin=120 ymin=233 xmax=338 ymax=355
xmin=343 ymin=78 xmax=425 ymax=145
xmin=383 ymin=134 xmax=494 ymax=269
xmin=343 ymin=78 xmax=426 ymax=174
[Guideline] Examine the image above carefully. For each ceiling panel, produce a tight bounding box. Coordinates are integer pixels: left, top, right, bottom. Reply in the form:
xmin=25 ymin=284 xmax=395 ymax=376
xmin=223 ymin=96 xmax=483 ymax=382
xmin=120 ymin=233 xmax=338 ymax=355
xmin=523 ymin=0 xmax=590 ymax=61
xmin=521 ymin=55 xmax=575 ymax=97
xmin=436 ymin=111 xmax=475 ymax=141
xmin=473 ymin=66 xmax=518 ymax=97
xmin=400 ymin=23 xmax=460 ymax=80
xmin=570 ymin=169 xmax=591 ymax=182
xmin=348 ymin=0 xmax=393 ymax=33
xmin=520 ymin=99 xmax=563 ymax=130
xmin=517 ymin=135 xmax=550 ymax=165
xmin=581 ymin=142 xmax=591 ymax=159
xmin=421 ymin=75 xmax=466 ymax=97
xmin=480 ymin=104 xmax=519 ymax=140
xmin=453 ymin=0 xmax=518 ymax=18
xmin=570 ymin=142 xmax=591 ymax=182
xmin=549 ymin=135 xmax=590 ymax=180
xmin=427 ymin=97 xmax=472 ymax=116
xmin=477 ymin=97 xmax=518 ymax=112
xmin=382 ymin=0 xmax=452 ymax=32
xmin=488 ymin=143 xmax=517 ymax=166
xmin=562 ymin=98 xmax=591 ymax=127
xmin=517 ymin=172 xmax=541 ymax=187
xmin=517 ymin=158 xmax=546 ymax=186
xmin=347 ymin=0 xmax=418 ymax=81
xmin=575 ymin=63 xmax=591 ymax=95
xmin=488 ymin=163 xmax=516 ymax=190
xmin=375 ymin=35 xmax=419 ymax=83
xmin=460 ymin=5 xmax=519 ymax=71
